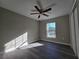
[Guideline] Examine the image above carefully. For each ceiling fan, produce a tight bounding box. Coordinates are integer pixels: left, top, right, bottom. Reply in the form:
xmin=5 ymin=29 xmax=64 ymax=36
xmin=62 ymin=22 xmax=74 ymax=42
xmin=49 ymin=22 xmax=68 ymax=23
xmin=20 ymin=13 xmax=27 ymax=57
xmin=30 ymin=0 xmax=56 ymax=19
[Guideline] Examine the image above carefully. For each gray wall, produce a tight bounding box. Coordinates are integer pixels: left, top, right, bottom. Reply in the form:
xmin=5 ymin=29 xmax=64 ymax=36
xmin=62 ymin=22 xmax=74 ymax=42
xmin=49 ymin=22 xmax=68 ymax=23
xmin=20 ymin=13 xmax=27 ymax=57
xmin=39 ymin=15 xmax=70 ymax=45
xmin=77 ymin=1 xmax=79 ymax=57
xmin=69 ymin=12 xmax=77 ymax=55
xmin=69 ymin=0 xmax=79 ymax=57
xmin=0 ymin=7 xmax=39 ymax=51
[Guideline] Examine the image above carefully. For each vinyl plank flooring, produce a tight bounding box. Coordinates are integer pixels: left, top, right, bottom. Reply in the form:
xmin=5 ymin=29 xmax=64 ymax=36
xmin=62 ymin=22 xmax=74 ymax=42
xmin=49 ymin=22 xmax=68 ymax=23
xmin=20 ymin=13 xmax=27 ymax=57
xmin=2 ymin=40 xmax=78 ymax=59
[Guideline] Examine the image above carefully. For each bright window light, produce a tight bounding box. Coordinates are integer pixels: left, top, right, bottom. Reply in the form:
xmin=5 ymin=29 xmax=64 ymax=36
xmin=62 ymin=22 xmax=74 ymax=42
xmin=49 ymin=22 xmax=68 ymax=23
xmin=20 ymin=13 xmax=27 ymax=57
xmin=47 ymin=22 xmax=56 ymax=38
xmin=4 ymin=32 xmax=28 ymax=53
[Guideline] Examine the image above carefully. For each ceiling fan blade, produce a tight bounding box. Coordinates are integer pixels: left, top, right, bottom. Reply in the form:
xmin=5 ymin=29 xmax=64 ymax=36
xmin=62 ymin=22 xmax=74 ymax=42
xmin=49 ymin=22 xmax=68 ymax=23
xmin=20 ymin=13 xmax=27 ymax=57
xmin=42 ymin=14 xmax=49 ymax=17
xmin=30 ymin=13 xmax=40 ymax=15
xmin=36 ymin=0 xmax=43 ymax=9
xmin=43 ymin=8 xmax=52 ymax=12
xmin=38 ymin=15 xmax=40 ymax=18
xmin=34 ymin=6 xmax=41 ymax=13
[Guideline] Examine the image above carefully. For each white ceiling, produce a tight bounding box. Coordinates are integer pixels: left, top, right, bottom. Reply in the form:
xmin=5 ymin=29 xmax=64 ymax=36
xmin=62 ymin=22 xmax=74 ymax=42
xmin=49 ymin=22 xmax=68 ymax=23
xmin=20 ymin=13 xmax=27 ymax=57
xmin=0 ymin=0 xmax=74 ymax=20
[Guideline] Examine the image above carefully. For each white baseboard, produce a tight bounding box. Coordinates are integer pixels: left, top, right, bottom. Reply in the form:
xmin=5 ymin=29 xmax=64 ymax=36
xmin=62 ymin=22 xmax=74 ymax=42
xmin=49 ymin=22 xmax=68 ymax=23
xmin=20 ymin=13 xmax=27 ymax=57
xmin=41 ymin=39 xmax=71 ymax=46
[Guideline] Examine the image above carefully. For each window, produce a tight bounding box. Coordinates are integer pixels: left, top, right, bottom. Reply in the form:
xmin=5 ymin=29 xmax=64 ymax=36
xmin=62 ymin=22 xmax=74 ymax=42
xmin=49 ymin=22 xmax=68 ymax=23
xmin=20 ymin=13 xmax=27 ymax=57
xmin=4 ymin=32 xmax=28 ymax=53
xmin=47 ymin=22 xmax=56 ymax=38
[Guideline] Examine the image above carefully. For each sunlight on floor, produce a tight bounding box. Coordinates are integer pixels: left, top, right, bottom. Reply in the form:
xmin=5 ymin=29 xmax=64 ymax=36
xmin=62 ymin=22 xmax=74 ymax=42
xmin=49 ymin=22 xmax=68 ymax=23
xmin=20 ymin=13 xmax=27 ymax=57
xmin=19 ymin=42 xmax=44 ymax=49
xmin=4 ymin=42 xmax=43 ymax=53
xmin=4 ymin=32 xmax=28 ymax=53
xmin=4 ymin=48 xmax=16 ymax=53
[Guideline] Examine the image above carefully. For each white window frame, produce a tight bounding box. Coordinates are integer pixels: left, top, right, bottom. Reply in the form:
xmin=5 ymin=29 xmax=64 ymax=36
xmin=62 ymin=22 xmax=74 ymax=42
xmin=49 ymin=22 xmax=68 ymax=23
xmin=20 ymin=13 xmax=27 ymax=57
xmin=46 ymin=22 xmax=56 ymax=38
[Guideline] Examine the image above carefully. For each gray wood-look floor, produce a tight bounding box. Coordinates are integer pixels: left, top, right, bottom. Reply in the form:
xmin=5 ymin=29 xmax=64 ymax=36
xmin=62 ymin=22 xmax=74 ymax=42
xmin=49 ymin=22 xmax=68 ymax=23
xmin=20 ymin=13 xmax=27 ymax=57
xmin=2 ymin=40 xmax=78 ymax=59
